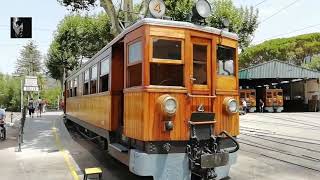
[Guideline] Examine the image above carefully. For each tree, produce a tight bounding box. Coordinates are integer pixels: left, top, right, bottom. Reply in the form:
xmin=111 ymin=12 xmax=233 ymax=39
xmin=240 ymin=33 xmax=320 ymax=68
xmin=46 ymin=13 xmax=114 ymax=84
xmin=303 ymin=55 xmax=320 ymax=71
xmin=0 ymin=74 xmax=21 ymax=111
xmin=58 ymin=0 xmax=122 ymax=35
xmin=208 ymin=0 xmax=258 ymax=49
xmin=57 ymin=0 xmax=259 ymax=49
xmin=15 ymin=41 xmax=42 ymax=76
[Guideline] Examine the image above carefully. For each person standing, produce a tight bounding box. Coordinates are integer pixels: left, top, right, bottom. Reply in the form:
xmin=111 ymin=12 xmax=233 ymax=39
xmin=259 ymin=99 xmax=264 ymax=113
xmin=0 ymin=108 xmax=6 ymax=139
xmin=242 ymin=99 xmax=247 ymax=114
xmin=28 ymin=98 xmax=35 ymax=118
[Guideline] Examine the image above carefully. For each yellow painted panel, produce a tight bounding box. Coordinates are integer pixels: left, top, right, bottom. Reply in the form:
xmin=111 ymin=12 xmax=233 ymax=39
xmin=216 ymin=76 xmax=237 ymax=91
xmin=150 ymin=26 xmax=185 ymax=39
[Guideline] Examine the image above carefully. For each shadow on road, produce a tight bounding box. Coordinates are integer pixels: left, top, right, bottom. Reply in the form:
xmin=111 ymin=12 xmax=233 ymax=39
xmin=64 ymin=123 xmax=152 ymax=180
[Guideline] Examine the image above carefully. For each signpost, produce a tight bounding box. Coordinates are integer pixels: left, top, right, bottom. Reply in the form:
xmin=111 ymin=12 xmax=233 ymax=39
xmin=24 ymin=76 xmax=39 ymax=92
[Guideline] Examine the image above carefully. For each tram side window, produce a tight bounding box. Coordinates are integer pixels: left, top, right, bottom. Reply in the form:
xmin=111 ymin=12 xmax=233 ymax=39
xmin=278 ymin=91 xmax=283 ymax=96
xmin=150 ymin=39 xmax=184 ymax=86
xmin=90 ymin=64 xmax=97 ymax=94
xmin=127 ymin=41 xmax=142 ymax=87
xmin=73 ymin=78 xmax=77 ymax=97
xmin=83 ymin=70 xmax=89 ymax=95
xmin=267 ymin=92 xmax=272 ymax=98
xmin=100 ymin=58 xmax=110 ymax=92
xmin=69 ymin=81 xmax=73 ymax=97
xmin=217 ymin=46 xmax=235 ymax=76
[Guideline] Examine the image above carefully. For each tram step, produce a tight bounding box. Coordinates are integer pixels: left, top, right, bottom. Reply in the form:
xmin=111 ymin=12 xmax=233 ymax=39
xmin=108 ymin=143 xmax=129 ymax=166
xmin=109 ymin=143 xmax=128 ymax=152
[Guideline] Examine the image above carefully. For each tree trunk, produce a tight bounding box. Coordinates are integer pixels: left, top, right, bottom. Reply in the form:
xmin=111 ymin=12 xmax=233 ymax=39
xmin=100 ymin=0 xmax=122 ymax=35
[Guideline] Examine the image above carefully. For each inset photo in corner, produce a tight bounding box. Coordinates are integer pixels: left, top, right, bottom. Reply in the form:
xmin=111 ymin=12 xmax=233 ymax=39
xmin=10 ymin=17 xmax=32 ymax=38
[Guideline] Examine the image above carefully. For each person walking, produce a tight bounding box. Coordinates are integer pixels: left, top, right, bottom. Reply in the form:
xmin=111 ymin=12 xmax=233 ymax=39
xmin=36 ymin=97 xmax=43 ymax=117
xmin=259 ymin=99 xmax=264 ymax=113
xmin=28 ymin=98 xmax=35 ymax=118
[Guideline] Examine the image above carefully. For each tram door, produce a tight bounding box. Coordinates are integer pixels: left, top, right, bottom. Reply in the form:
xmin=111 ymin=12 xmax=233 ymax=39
xmin=190 ymin=38 xmax=212 ymax=111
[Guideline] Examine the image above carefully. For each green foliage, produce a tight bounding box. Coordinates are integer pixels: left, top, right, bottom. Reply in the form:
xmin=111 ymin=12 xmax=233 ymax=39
xmin=208 ymin=0 xmax=258 ymax=49
xmin=15 ymin=41 xmax=42 ymax=76
xmin=164 ymin=0 xmax=193 ymax=21
xmin=57 ymin=0 xmax=258 ymax=49
xmin=58 ymin=0 xmax=97 ymax=11
xmin=46 ymin=13 xmax=114 ymax=82
xmin=0 ymin=74 xmax=21 ymax=111
xmin=41 ymin=86 xmax=62 ymax=108
xmin=303 ymin=55 xmax=320 ymax=71
xmin=240 ymin=33 xmax=320 ymax=68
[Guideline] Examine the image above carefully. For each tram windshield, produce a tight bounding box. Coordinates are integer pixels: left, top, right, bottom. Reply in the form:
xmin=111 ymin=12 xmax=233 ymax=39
xmin=150 ymin=38 xmax=184 ymax=86
xmin=217 ymin=46 xmax=235 ymax=76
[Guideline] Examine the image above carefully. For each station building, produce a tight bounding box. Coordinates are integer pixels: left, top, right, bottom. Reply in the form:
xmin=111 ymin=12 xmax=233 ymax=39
xmin=239 ymin=60 xmax=320 ymax=112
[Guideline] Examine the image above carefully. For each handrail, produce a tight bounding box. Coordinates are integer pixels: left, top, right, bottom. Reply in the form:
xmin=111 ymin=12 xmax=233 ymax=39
xmin=187 ymin=93 xmax=217 ymax=98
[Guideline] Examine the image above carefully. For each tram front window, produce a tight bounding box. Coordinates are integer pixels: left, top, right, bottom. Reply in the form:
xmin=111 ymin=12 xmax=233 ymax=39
xmin=217 ymin=46 xmax=235 ymax=76
xmin=150 ymin=38 xmax=184 ymax=86
xmin=150 ymin=64 xmax=183 ymax=86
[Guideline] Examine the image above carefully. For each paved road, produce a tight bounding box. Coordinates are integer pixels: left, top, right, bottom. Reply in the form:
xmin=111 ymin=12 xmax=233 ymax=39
xmin=0 ymin=112 xmax=75 ymax=180
xmin=2 ymin=112 xmax=319 ymax=180
xmin=230 ymin=112 xmax=320 ymax=180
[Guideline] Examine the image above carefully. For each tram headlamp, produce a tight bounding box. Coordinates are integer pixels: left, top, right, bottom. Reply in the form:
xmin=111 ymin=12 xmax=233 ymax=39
xmin=223 ymin=97 xmax=238 ymax=114
xmin=192 ymin=0 xmax=212 ymax=23
xmin=195 ymin=0 xmax=212 ymax=18
xmin=157 ymin=94 xmax=177 ymax=117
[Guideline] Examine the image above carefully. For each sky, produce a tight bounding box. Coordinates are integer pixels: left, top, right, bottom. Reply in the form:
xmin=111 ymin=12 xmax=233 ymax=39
xmin=0 ymin=0 xmax=319 ymax=74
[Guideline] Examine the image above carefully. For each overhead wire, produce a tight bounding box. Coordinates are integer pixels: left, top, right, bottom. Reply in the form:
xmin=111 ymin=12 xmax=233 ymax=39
xmin=254 ymin=0 xmax=268 ymax=7
xmin=260 ymin=0 xmax=302 ymax=24
xmin=254 ymin=23 xmax=320 ymax=44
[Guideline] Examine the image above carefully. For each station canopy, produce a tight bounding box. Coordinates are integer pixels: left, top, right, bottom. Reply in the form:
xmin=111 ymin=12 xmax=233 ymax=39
xmin=239 ymin=60 xmax=320 ymax=87
xmin=240 ymin=60 xmax=320 ymax=80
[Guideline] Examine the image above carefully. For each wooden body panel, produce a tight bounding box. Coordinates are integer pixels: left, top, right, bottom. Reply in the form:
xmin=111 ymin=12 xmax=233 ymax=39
xmin=66 ymin=93 xmax=111 ymax=130
xmin=124 ymin=91 xmax=189 ymax=141
xmin=213 ymin=95 xmax=240 ymax=135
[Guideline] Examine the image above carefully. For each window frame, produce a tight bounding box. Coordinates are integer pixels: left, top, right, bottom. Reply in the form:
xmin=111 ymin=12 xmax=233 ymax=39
xmin=216 ymin=45 xmax=236 ymax=77
xmin=148 ymin=36 xmax=185 ymax=87
xmin=150 ymin=36 xmax=184 ymax=65
xmin=191 ymin=39 xmax=211 ymax=90
xmin=128 ymin=39 xmax=143 ymax=67
xmin=83 ymin=70 xmax=90 ymax=95
xmin=126 ymin=38 xmax=143 ymax=88
xmin=99 ymin=57 xmax=110 ymax=92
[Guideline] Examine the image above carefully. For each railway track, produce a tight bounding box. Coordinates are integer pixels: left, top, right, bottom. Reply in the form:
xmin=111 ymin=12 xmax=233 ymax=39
xmin=239 ymin=126 xmax=320 ymax=173
xmin=256 ymin=114 xmax=320 ymax=128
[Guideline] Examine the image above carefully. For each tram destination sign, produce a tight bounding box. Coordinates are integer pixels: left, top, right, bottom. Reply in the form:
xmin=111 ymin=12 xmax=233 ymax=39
xmin=24 ymin=76 xmax=39 ymax=92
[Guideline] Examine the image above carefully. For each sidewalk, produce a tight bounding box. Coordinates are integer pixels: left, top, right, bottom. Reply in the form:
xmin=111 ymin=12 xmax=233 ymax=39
xmin=0 ymin=112 xmax=79 ymax=180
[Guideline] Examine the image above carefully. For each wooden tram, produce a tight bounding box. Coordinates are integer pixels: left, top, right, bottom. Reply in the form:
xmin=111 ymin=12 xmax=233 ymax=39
xmin=239 ymin=89 xmax=256 ymax=112
xmin=64 ymin=18 xmax=240 ymax=180
xmin=263 ymin=88 xmax=284 ymax=112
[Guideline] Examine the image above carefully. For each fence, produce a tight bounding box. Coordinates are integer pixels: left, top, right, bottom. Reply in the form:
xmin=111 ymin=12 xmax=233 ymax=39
xmin=17 ymin=107 xmax=26 ymax=152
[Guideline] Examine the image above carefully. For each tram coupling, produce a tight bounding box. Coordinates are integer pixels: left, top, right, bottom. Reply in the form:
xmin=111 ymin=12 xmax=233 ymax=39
xmin=187 ymin=112 xmax=239 ymax=180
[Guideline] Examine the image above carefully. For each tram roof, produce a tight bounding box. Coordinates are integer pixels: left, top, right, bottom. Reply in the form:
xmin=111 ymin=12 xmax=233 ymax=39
xmin=67 ymin=18 xmax=238 ymax=80
xmin=239 ymin=60 xmax=320 ymax=80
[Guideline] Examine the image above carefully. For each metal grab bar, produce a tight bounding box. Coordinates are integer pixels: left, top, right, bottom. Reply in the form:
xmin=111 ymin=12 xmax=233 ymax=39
xmin=187 ymin=93 xmax=217 ymax=98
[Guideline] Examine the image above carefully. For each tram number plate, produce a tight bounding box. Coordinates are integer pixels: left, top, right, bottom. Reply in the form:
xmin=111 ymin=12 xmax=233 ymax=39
xmin=201 ymin=152 xmax=229 ymax=168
